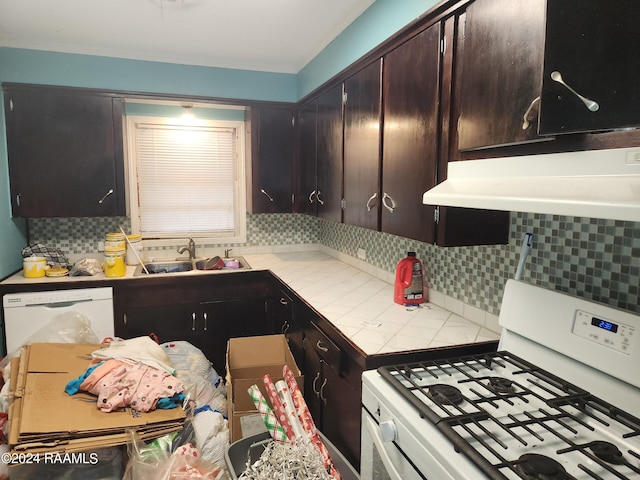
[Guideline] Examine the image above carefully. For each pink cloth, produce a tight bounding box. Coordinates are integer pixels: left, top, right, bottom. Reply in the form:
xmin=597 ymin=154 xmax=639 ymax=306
xmin=79 ymin=359 xmax=184 ymax=412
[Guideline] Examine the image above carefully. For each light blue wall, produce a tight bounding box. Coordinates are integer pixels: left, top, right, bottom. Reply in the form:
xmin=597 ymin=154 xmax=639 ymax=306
xmin=0 ymin=1 xmax=435 ymax=279
xmin=297 ymin=0 xmax=438 ymax=98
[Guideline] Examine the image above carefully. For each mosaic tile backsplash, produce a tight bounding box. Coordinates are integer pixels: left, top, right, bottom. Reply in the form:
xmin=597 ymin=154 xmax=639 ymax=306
xmin=29 ymin=212 xmax=639 ymax=316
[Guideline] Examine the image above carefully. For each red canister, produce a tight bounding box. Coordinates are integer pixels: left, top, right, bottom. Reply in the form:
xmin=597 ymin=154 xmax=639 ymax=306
xmin=394 ymin=252 xmax=425 ymax=305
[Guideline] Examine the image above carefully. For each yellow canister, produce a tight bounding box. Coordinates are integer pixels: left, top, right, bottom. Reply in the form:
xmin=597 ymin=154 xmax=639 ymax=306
xmin=23 ymin=256 xmax=49 ymax=278
xmin=103 ymin=247 xmax=126 ymax=277
xmin=105 ymin=232 xmax=126 ymax=250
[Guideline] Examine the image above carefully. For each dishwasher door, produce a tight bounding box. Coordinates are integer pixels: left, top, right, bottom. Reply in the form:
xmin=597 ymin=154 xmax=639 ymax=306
xmin=3 ymin=287 xmax=114 ymax=354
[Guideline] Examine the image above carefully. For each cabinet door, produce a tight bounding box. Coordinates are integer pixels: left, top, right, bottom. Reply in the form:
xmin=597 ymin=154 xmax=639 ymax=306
xmin=115 ymin=303 xmax=201 ymax=351
xmin=3 ymin=84 xmax=125 ymax=217
xmin=456 ymin=0 xmax=546 ymax=151
xmin=319 ymin=359 xmax=361 ymax=470
xmin=303 ymin=344 xmax=323 ymax=429
xmin=540 ymin=0 xmax=640 ymax=135
xmin=343 ymin=60 xmax=382 ymax=231
xmin=248 ymin=106 xmax=294 ymax=213
xmin=200 ymin=298 xmax=272 ymax=375
xmin=381 ymin=24 xmax=440 ymax=243
xmin=296 ymin=100 xmax=318 ymax=215
xmin=316 ymin=84 xmax=344 ymax=222
xmin=275 ymin=289 xmax=304 ymax=370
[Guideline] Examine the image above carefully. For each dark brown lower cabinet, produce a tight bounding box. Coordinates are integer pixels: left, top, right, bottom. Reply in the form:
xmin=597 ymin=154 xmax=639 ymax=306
xmin=113 ymin=272 xmax=274 ymax=376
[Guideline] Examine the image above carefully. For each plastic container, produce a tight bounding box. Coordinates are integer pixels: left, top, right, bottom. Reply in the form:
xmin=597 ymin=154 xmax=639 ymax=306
xmin=394 ymin=251 xmax=425 ymax=305
xmin=225 ymin=431 xmax=358 ymax=480
xmin=125 ymin=234 xmax=143 ymax=265
xmin=103 ymin=246 xmax=126 ymax=277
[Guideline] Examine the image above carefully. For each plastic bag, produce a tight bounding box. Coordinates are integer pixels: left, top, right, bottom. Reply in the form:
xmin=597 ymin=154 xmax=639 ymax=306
xmin=123 ymin=427 xmax=228 ymax=480
xmin=69 ymin=258 xmax=104 ymax=276
xmin=25 ymin=311 xmax=100 ymax=344
xmin=0 ymin=311 xmax=100 ymax=382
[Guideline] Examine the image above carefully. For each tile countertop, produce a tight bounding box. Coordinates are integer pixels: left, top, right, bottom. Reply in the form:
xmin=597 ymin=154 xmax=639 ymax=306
xmin=1 ymin=250 xmax=501 ymax=355
xmin=245 ymin=251 xmax=501 ymax=355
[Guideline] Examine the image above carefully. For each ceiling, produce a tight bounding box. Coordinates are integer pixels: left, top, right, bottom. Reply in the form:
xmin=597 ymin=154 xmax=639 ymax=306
xmin=0 ymin=0 xmax=375 ymax=74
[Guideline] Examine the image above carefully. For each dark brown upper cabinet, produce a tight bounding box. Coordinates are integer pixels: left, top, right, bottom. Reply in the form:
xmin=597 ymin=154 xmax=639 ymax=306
xmin=381 ymin=25 xmax=441 ymax=243
xmin=457 ymin=0 xmax=640 ymax=152
xmin=343 ymin=60 xmax=382 ymax=232
xmin=247 ymin=105 xmax=295 ymax=213
xmin=456 ymin=0 xmax=547 ymax=151
xmin=539 ymin=0 xmax=640 ymax=135
xmin=3 ymin=83 xmax=125 ymax=217
xmin=295 ymin=100 xmax=319 ymax=215
xmin=315 ymin=84 xmax=344 ymax=223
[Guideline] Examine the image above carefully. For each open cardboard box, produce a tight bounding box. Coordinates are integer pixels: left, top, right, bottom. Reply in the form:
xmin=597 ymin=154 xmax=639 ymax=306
xmin=226 ymin=335 xmax=303 ymax=442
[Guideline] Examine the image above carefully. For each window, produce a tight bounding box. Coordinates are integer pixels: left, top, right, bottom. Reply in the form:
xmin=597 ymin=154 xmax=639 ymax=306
xmin=126 ymin=115 xmax=246 ymax=246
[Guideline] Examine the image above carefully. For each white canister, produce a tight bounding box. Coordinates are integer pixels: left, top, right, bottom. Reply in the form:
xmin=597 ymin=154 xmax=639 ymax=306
xmin=126 ymin=234 xmax=144 ymax=265
xmin=23 ymin=256 xmax=49 ymax=278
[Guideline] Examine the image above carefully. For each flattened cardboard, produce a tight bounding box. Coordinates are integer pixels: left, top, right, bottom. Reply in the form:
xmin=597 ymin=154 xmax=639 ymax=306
xmin=9 ymin=342 xmax=185 ymax=454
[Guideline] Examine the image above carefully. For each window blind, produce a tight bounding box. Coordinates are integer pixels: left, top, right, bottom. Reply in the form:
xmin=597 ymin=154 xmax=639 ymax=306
xmin=134 ymin=123 xmax=238 ymax=236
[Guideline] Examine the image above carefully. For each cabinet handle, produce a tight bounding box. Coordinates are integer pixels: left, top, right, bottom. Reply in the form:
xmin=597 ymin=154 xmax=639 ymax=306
xmin=366 ymin=192 xmax=378 ymax=211
xmin=312 ymin=372 xmax=321 ymax=396
xmin=319 ymin=378 xmax=328 ymax=405
xmin=308 ymin=190 xmax=317 ymax=204
xmin=282 ymin=320 xmax=290 ymax=334
xmin=123 ymin=313 xmax=127 ymax=326
xmin=15 ymin=193 xmax=21 ymax=207
xmin=382 ymin=193 xmax=395 ymax=213
xmin=260 ymin=188 xmax=274 ymax=202
xmin=521 ymin=96 xmax=540 ymax=130
xmin=203 ymin=312 xmax=208 ymax=331
xmin=316 ymin=190 xmax=324 ymax=206
xmin=98 ymin=188 xmax=114 ymax=204
xmin=550 ymin=71 xmax=600 ymax=112
xmin=316 ymin=340 xmax=329 ymax=353
xmin=191 ymin=312 xmax=196 ymax=331
xmin=279 ymin=297 xmax=289 ymax=305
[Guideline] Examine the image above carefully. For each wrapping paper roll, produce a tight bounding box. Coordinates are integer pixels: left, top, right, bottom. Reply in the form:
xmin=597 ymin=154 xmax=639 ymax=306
xmin=247 ymin=384 xmax=287 ymax=443
xmin=262 ymin=374 xmax=296 ymax=441
xmin=283 ymin=365 xmax=342 ymax=480
xmin=275 ymin=379 xmax=306 ymax=440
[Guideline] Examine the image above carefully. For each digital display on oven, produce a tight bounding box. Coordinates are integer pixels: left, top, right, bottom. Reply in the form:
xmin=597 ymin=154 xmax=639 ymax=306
xmin=591 ymin=316 xmax=619 ymax=333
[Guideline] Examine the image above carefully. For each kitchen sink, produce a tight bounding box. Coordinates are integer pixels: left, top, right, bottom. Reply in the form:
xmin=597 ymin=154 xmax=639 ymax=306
xmin=133 ymin=256 xmax=251 ymax=276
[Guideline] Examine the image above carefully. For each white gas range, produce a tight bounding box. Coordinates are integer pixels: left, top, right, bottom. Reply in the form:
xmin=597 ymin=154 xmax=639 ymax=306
xmin=361 ymin=279 xmax=640 ymax=479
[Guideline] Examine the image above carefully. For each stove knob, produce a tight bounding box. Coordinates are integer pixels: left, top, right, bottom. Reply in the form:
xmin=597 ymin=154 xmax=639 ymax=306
xmin=379 ymin=420 xmax=397 ymax=443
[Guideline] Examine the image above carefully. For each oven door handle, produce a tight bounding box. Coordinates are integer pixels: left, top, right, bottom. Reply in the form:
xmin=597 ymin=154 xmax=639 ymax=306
xmin=363 ymin=414 xmax=405 ymax=480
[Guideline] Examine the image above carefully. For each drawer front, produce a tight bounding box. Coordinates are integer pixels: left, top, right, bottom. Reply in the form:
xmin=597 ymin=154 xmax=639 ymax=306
xmin=307 ymin=322 xmax=342 ymax=368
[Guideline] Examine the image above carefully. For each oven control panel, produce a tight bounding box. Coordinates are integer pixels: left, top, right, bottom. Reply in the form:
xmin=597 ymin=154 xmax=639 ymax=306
xmin=572 ymin=309 xmax=635 ymax=354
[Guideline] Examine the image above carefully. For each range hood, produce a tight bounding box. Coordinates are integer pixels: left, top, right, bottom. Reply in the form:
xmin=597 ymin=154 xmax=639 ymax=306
xmin=423 ymin=147 xmax=640 ymax=222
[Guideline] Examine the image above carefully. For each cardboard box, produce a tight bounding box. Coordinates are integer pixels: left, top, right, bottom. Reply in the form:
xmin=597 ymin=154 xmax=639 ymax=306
xmin=226 ymin=335 xmax=303 ymax=442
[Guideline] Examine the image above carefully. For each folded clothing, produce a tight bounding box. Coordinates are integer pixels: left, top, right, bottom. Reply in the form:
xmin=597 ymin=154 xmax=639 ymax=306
xmin=92 ymin=336 xmax=175 ymax=375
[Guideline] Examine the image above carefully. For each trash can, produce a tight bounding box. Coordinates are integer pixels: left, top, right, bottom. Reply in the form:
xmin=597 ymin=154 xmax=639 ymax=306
xmin=225 ymin=431 xmax=359 ymax=480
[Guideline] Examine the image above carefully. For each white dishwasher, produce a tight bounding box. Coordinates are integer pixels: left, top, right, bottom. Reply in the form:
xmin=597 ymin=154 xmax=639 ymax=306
xmin=3 ymin=287 xmax=114 ymax=354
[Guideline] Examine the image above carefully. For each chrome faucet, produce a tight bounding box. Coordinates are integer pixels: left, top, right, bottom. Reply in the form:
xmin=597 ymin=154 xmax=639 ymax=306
xmin=177 ymin=238 xmax=196 ymax=260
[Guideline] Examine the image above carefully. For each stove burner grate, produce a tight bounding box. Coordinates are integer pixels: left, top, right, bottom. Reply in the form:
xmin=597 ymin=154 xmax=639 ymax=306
xmin=377 ymin=350 xmax=640 ymax=480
